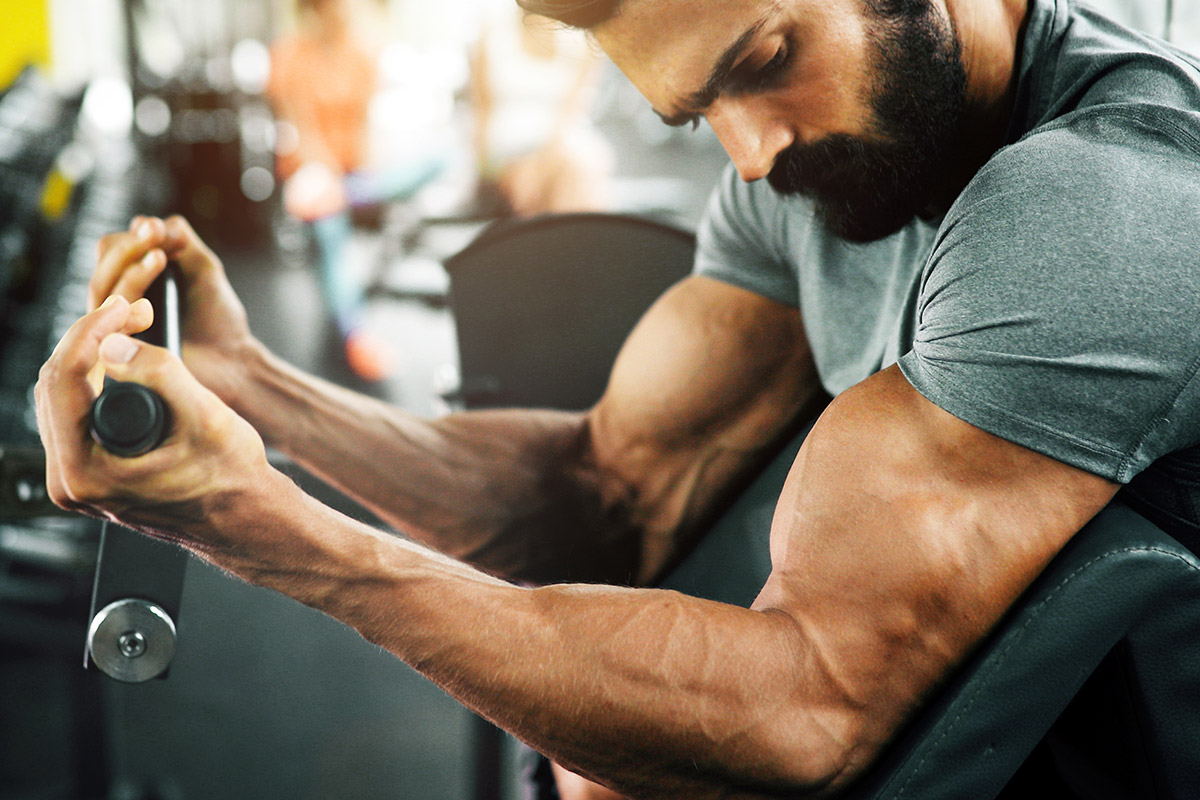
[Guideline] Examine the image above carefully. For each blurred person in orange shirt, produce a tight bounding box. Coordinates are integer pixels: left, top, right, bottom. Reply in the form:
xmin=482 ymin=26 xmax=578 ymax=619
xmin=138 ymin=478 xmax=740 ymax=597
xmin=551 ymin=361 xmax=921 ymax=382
xmin=269 ymin=0 xmax=443 ymax=381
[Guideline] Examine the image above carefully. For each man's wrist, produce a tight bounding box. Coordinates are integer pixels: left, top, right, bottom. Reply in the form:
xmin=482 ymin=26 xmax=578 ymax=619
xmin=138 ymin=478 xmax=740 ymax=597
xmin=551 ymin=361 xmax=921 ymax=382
xmin=199 ymin=463 xmax=311 ymax=569
xmin=216 ymin=338 xmax=295 ymax=446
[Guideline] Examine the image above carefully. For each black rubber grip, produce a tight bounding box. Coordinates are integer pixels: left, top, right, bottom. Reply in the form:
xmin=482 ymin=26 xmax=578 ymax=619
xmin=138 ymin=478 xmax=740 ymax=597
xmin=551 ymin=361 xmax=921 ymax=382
xmin=90 ymin=381 xmax=168 ymax=457
xmin=88 ymin=265 xmax=181 ymax=457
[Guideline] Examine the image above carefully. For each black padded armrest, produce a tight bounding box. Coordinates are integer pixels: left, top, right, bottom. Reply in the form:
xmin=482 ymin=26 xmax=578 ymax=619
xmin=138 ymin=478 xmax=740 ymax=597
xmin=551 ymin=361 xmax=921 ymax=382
xmin=842 ymin=502 xmax=1200 ymax=799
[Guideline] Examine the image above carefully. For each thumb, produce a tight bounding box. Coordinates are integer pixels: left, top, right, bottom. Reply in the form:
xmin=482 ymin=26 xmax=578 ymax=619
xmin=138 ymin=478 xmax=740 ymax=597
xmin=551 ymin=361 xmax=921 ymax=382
xmin=99 ymin=333 xmax=144 ymax=371
xmin=98 ymin=334 xmax=182 ymax=404
xmin=98 ymin=332 xmax=222 ymax=424
xmin=93 ymin=334 xmax=179 ymax=456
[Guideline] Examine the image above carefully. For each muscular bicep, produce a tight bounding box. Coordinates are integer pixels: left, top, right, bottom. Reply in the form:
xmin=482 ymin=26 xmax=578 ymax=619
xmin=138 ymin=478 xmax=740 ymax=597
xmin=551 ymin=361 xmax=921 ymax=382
xmin=588 ymin=275 xmax=821 ymax=583
xmin=753 ymin=366 xmax=1120 ymax=782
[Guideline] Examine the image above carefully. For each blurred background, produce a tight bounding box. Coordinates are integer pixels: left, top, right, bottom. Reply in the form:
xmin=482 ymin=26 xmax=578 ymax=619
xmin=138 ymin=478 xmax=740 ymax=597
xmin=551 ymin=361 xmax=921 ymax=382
xmin=1 ymin=1 xmax=1197 ymax=798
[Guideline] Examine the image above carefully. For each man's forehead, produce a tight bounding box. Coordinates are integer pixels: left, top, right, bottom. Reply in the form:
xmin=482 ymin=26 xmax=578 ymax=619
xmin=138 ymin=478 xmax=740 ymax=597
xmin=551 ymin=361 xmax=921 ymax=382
xmin=593 ymin=0 xmax=775 ymax=111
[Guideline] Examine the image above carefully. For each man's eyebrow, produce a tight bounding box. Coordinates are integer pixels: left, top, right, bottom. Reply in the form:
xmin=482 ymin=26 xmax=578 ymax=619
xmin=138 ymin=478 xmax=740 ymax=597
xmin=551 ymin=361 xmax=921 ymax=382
xmin=652 ymin=16 xmax=771 ymax=125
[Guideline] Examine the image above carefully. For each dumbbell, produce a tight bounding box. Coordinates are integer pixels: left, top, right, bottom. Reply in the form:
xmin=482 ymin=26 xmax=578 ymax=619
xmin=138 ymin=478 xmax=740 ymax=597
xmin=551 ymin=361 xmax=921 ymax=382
xmin=85 ymin=265 xmax=187 ymax=683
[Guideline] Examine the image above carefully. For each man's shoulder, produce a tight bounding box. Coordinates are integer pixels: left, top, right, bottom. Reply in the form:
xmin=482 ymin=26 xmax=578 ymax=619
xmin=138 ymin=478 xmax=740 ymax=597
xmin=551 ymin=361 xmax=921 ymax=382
xmin=924 ymin=101 xmax=1200 ymax=387
xmin=1019 ymin=0 xmax=1200 ymax=147
xmin=961 ymin=104 xmax=1200 ymax=227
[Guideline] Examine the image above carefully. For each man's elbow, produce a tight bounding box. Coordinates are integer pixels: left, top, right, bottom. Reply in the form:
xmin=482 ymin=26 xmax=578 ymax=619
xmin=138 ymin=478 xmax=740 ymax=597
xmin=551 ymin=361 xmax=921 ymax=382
xmin=718 ymin=610 xmax=901 ymax=799
xmin=698 ymin=631 xmax=874 ymax=797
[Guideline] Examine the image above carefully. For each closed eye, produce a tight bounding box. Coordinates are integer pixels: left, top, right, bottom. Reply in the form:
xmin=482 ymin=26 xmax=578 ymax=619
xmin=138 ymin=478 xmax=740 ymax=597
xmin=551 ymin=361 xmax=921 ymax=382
xmin=653 ymin=26 xmax=794 ymax=133
xmin=659 ymin=111 xmax=702 ymax=130
xmin=732 ymin=40 xmax=793 ymax=94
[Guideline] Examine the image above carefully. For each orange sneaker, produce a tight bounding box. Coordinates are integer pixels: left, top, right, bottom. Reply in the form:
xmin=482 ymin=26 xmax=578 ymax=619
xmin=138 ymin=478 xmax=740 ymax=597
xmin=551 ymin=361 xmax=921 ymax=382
xmin=344 ymin=328 xmax=393 ymax=382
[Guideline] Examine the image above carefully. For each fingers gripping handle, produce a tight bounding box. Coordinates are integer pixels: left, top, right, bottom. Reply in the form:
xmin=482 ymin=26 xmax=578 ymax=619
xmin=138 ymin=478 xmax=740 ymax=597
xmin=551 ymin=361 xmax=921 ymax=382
xmin=89 ymin=265 xmax=181 ymax=456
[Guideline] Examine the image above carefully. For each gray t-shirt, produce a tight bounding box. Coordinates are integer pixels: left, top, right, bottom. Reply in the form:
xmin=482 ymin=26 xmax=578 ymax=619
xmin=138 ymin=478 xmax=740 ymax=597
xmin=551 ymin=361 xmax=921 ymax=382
xmin=694 ymin=0 xmax=1200 ymax=538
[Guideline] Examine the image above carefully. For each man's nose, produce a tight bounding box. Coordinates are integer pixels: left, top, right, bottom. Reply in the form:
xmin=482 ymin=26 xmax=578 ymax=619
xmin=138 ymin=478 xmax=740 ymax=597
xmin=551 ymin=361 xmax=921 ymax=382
xmin=706 ymin=98 xmax=793 ymax=183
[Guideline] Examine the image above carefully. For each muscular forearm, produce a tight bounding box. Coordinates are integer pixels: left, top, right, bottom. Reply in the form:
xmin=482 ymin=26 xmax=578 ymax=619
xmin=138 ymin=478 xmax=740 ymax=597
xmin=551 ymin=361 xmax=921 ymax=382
xmin=208 ymin=473 xmax=849 ymax=800
xmin=225 ymin=344 xmax=640 ymax=584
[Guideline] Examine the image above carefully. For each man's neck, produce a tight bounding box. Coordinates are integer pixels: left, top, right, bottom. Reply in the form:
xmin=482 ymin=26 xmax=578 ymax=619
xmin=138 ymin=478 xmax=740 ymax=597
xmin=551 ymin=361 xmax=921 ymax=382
xmin=931 ymin=0 xmax=1032 ymax=211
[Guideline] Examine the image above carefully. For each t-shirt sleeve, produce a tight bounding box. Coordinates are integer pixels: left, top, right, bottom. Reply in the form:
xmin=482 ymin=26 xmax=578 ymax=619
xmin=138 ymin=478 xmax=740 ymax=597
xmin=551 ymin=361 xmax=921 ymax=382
xmin=898 ymin=110 xmax=1200 ymax=483
xmin=694 ymin=164 xmax=800 ymax=307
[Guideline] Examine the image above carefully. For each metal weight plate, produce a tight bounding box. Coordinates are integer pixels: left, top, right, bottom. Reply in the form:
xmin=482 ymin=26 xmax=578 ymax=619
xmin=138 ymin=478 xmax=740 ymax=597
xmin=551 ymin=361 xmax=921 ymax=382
xmin=87 ymin=598 xmax=177 ymax=683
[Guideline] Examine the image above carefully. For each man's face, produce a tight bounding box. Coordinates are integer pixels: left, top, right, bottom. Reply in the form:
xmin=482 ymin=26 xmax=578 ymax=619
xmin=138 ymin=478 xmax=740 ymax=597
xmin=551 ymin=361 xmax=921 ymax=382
xmin=595 ymin=0 xmax=969 ymax=242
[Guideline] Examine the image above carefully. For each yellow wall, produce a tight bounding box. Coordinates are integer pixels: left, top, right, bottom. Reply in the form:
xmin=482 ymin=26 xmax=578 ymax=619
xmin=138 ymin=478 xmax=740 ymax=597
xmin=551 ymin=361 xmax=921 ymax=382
xmin=0 ymin=0 xmax=51 ymax=89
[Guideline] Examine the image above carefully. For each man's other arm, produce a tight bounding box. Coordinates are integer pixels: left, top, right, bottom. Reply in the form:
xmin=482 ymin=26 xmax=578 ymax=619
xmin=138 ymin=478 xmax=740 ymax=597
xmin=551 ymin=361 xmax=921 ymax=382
xmin=232 ymin=274 xmax=821 ymax=585
xmin=90 ymin=217 xmax=819 ymax=587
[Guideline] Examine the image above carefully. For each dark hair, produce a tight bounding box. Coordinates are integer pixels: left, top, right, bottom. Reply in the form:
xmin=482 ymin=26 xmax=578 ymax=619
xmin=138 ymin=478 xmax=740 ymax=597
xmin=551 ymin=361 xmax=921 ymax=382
xmin=515 ymin=0 xmax=623 ymax=28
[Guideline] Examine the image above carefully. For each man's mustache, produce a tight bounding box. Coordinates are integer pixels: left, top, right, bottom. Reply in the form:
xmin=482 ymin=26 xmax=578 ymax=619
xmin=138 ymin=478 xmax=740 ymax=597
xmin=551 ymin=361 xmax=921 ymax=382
xmin=767 ymin=135 xmax=889 ymax=197
xmin=765 ymin=132 xmax=938 ymax=243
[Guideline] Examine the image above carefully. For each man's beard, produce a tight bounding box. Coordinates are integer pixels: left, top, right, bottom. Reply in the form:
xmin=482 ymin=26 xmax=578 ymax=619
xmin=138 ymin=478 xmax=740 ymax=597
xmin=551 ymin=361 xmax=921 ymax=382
xmin=767 ymin=0 xmax=968 ymax=242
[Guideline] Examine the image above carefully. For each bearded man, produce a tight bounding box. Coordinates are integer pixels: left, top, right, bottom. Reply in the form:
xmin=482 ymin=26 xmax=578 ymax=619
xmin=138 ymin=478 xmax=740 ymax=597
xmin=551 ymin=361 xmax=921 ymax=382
xmin=36 ymin=0 xmax=1200 ymax=797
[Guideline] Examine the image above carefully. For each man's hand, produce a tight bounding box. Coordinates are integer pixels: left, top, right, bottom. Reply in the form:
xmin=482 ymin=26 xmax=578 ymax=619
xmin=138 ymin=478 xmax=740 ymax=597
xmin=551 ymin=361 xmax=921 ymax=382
xmin=89 ymin=215 xmax=261 ymax=411
xmin=36 ymin=294 xmax=270 ymax=551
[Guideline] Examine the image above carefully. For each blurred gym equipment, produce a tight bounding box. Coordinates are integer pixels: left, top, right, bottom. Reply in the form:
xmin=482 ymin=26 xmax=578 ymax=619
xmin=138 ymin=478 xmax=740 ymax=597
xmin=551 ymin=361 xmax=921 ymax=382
xmin=0 ymin=62 xmax=152 ymax=800
xmin=443 ymin=212 xmax=695 ymax=412
xmin=123 ymin=0 xmax=279 ymax=248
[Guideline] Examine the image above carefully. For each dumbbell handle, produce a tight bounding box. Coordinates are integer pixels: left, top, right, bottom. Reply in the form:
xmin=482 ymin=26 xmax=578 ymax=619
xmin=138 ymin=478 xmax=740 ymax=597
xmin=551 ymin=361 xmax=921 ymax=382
xmin=88 ymin=265 xmax=181 ymax=456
